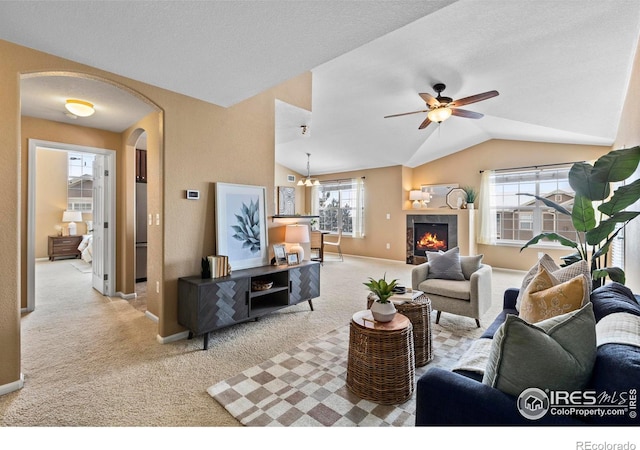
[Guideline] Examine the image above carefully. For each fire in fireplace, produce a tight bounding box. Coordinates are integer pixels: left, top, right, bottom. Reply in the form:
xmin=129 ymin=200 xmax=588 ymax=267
xmin=414 ymin=223 xmax=448 ymax=256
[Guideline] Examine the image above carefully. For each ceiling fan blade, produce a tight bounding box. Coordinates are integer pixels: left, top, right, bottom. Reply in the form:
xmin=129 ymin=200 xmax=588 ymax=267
xmin=451 ymin=108 xmax=484 ymax=119
xmin=450 ymin=90 xmax=499 ymax=107
xmin=384 ymin=109 xmax=429 ymax=119
xmin=419 ymin=92 xmax=439 ymax=107
xmin=418 ymin=116 xmax=432 ymax=129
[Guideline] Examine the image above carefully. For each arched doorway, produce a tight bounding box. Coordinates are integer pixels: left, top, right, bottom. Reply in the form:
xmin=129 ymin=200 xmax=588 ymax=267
xmin=21 ymin=72 xmax=163 ymax=322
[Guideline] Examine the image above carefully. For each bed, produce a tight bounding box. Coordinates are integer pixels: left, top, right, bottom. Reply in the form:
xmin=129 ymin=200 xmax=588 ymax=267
xmin=78 ymin=234 xmax=93 ymax=263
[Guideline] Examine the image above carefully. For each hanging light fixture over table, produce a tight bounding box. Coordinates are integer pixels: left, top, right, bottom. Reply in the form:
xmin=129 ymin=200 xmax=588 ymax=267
xmin=297 ymin=153 xmax=320 ymax=187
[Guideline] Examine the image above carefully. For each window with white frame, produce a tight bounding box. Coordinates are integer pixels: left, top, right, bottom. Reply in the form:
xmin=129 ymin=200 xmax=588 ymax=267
xmin=490 ymin=165 xmax=579 ymax=244
xmin=67 ymin=152 xmax=94 ymax=212
xmin=313 ymin=178 xmax=365 ymax=237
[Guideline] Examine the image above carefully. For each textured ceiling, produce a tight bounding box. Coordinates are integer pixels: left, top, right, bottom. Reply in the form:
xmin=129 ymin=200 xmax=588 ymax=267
xmin=3 ymin=1 xmax=640 ymax=176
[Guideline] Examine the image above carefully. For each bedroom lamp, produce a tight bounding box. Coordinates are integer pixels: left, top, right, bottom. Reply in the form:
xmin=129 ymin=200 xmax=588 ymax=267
xmin=62 ymin=210 xmax=83 ymax=236
xmin=285 ymin=224 xmax=310 ymax=261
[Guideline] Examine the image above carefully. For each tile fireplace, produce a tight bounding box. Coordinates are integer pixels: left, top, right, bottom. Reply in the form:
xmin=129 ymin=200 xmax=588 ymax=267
xmin=406 ymin=214 xmax=458 ymax=265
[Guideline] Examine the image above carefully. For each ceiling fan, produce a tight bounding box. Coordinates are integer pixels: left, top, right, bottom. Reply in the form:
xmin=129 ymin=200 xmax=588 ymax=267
xmin=384 ymin=83 xmax=499 ymax=129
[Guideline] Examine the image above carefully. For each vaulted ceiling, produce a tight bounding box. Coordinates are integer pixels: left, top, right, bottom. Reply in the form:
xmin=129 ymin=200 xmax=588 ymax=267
xmin=2 ymin=1 xmax=640 ymax=176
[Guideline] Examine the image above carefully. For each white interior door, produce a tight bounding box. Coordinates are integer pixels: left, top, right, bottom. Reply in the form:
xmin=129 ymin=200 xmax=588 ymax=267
xmin=92 ymin=155 xmax=106 ymax=294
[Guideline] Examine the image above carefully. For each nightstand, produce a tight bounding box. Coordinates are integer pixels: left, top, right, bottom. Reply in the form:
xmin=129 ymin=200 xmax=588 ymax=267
xmin=48 ymin=235 xmax=82 ymax=261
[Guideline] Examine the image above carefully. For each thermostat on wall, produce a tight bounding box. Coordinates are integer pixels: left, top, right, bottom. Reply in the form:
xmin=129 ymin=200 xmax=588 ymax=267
xmin=186 ymin=190 xmax=200 ymax=200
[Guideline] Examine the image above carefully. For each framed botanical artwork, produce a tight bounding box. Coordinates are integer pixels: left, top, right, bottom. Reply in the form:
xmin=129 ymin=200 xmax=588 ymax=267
xmin=215 ymin=182 xmax=269 ymax=270
xmin=277 ymin=186 xmax=295 ymax=215
xmin=286 ymin=252 xmax=299 ymax=266
xmin=273 ymin=244 xmax=287 ymax=265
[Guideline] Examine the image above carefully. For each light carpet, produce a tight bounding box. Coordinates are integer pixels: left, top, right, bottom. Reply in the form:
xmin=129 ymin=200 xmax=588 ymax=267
xmin=208 ymin=321 xmax=474 ymax=426
xmin=2 ymin=256 xmax=525 ymax=428
xmin=70 ymin=259 xmax=92 ymax=273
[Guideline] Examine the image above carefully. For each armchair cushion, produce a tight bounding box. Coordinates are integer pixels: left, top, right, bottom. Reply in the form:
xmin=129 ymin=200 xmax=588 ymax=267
xmin=426 ymin=246 xmax=465 ymax=281
xmin=417 ymin=279 xmax=471 ymax=301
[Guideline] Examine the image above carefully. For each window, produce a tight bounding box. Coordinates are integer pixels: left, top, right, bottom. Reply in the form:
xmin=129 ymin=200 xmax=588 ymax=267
xmin=313 ymin=178 xmax=365 ymax=237
xmin=489 ymin=165 xmax=578 ymax=244
xmin=68 ymin=152 xmax=94 ymax=212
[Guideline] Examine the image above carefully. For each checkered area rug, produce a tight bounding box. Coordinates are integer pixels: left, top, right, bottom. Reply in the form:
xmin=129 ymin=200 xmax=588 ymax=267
xmin=207 ymin=324 xmax=474 ymax=426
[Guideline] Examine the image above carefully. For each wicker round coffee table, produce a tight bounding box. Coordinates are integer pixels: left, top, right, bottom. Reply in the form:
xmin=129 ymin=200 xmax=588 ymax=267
xmin=346 ymin=310 xmax=415 ymax=405
xmin=367 ymin=292 xmax=433 ymax=366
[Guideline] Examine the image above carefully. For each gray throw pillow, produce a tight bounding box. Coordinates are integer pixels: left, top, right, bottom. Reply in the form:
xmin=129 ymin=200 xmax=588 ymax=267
xmin=482 ymin=302 xmax=597 ymax=397
xmin=427 ymin=246 xmax=465 ymax=281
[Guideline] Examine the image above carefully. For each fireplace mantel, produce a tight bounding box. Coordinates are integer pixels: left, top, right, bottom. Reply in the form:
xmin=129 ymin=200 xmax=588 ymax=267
xmin=406 ymin=210 xmax=476 ymax=264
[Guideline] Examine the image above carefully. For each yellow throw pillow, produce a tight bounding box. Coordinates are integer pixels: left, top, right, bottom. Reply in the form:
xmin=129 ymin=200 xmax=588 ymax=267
xmin=520 ymin=268 xmax=588 ymax=323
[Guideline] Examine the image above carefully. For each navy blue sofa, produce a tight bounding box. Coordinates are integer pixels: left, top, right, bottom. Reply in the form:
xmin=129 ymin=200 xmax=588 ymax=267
xmin=415 ymin=283 xmax=640 ymax=426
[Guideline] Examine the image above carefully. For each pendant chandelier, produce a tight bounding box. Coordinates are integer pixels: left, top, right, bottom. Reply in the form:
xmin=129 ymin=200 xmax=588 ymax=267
xmin=297 ymin=153 xmax=320 ymax=187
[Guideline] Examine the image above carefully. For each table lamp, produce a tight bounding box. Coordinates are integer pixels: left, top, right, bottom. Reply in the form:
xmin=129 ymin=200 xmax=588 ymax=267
xmin=410 ymin=190 xmax=423 ymax=209
xmin=62 ymin=210 xmax=83 ymax=236
xmin=285 ymin=224 xmax=310 ymax=261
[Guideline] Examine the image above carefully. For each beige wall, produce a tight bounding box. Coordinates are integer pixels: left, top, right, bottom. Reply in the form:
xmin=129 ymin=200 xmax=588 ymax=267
xmin=298 ymin=140 xmax=609 ymax=266
xmin=410 ymin=140 xmax=610 ymax=270
xmin=1 ymin=38 xmax=311 ymax=390
xmin=35 ymin=147 xmax=94 ymax=257
xmin=121 ymin=113 xmax=162 ymax=317
xmin=313 ymin=165 xmax=407 ymax=260
xmin=22 ymin=117 xmax=122 ymax=297
xmin=613 ymin=37 xmax=640 ymax=293
xmin=35 ymin=149 xmax=70 ymax=257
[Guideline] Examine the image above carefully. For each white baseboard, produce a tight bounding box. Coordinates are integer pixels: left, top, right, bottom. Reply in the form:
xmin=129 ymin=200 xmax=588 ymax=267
xmin=157 ymin=330 xmax=190 ymax=344
xmin=116 ymin=291 xmax=136 ymax=300
xmin=145 ymin=310 xmax=159 ymax=323
xmin=0 ymin=373 xmax=24 ymax=396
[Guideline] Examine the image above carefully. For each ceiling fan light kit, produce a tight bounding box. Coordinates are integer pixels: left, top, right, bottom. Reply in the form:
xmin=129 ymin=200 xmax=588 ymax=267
xmin=427 ymin=106 xmax=452 ymax=123
xmin=65 ymin=99 xmax=95 ymax=117
xmin=384 ymin=83 xmax=498 ymax=129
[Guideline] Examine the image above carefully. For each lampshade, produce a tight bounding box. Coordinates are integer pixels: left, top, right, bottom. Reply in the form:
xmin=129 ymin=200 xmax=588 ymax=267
xmin=409 ymin=190 xmax=422 ymax=209
xmin=62 ymin=211 xmax=83 ymax=223
xmin=65 ymin=99 xmax=95 ymax=117
xmin=285 ymin=224 xmax=310 ymax=244
xmin=62 ymin=210 xmax=83 ymax=236
xmin=285 ymin=224 xmax=310 ymax=261
xmin=427 ymin=106 xmax=452 ymax=123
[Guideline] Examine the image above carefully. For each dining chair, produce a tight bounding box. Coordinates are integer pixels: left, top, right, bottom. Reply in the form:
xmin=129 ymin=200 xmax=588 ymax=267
xmin=323 ymin=227 xmax=343 ymax=261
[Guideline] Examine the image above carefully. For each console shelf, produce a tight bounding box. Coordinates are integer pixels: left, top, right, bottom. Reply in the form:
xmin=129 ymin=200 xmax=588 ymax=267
xmin=178 ymin=261 xmax=320 ymax=350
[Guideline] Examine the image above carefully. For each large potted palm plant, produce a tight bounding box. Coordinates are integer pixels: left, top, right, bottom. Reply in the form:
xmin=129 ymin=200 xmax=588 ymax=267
xmin=520 ymin=146 xmax=640 ymax=288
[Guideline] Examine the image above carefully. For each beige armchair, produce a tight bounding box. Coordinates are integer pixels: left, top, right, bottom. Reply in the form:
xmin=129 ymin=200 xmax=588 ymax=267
xmin=411 ymin=256 xmax=492 ymax=327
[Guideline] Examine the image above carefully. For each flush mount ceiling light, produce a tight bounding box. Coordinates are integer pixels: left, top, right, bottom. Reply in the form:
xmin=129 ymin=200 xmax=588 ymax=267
xmin=65 ymin=99 xmax=95 ymax=117
xmin=297 ymin=152 xmax=320 ymax=187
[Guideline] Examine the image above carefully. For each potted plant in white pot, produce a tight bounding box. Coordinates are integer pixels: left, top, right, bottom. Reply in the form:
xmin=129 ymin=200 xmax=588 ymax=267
xmin=364 ymin=273 xmax=399 ymax=322
xmin=462 ymin=186 xmax=478 ymax=209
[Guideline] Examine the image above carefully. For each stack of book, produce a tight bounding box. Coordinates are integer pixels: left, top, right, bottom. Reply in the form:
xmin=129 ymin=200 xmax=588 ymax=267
xmin=207 ymin=255 xmax=230 ymax=278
